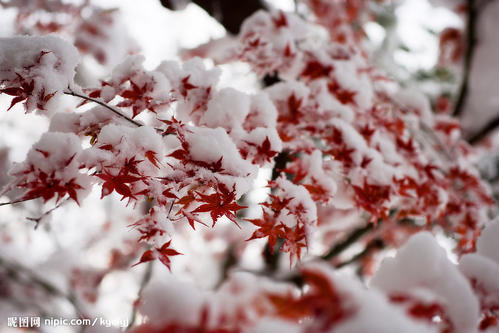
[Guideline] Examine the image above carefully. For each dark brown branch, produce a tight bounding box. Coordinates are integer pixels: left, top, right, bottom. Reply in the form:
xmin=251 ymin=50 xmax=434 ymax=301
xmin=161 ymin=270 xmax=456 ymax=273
xmin=0 ymin=198 xmax=33 ymax=207
xmin=216 ymin=245 xmax=238 ymax=289
xmin=452 ymin=0 xmax=478 ymax=117
xmin=64 ymin=89 xmax=172 ymax=137
xmin=321 ymin=223 xmax=374 ymax=261
xmin=334 ymin=238 xmax=385 ymax=269
xmin=467 ymin=112 xmax=499 ymax=144
xmin=64 ymin=89 xmax=143 ymax=127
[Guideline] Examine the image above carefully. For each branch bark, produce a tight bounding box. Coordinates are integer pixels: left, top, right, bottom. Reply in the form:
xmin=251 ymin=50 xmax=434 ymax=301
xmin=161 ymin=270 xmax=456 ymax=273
xmin=321 ymin=223 xmax=374 ymax=261
xmin=452 ymin=0 xmax=477 ymax=117
xmin=63 ymin=89 xmax=143 ymax=128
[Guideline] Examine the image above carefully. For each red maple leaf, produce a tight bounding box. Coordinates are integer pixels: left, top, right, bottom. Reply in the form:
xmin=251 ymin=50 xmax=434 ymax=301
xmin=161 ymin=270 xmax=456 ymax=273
xmin=262 ymin=193 xmax=294 ymax=213
xmin=145 ymin=150 xmax=160 ymax=168
xmin=327 ymin=145 xmax=355 ymax=169
xmin=246 ymin=209 xmax=285 ymax=252
xmin=178 ymin=209 xmax=207 ymax=230
xmin=180 ymin=75 xmax=197 ymax=97
xmin=278 ymin=93 xmax=304 ymax=124
xmin=193 ymin=183 xmax=246 ymax=227
xmin=272 ymin=11 xmax=288 ymax=28
xmin=96 ymin=171 xmax=142 ymax=200
xmin=1 ymin=78 xmax=35 ymax=111
xmin=245 ymin=137 xmax=279 ymax=164
xmin=132 ymin=240 xmax=182 ymax=271
xmin=22 ymin=171 xmax=83 ymax=205
xmin=303 ymin=179 xmax=331 ymax=203
xmin=327 ymin=80 xmax=357 ymax=106
xmin=352 ymin=180 xmax=391 ymax=222
xmin=396 ymin=137 xmax=416 ymax=154
xmin=281 ymin=224 xmax=307 ymax=264
xmin=359 ymin=124 xmax=375 ymax=142
xmin=156 ymin=241 xmax=183 ymax=270
xmin=301 ymin=60 xmax=333 ymax=80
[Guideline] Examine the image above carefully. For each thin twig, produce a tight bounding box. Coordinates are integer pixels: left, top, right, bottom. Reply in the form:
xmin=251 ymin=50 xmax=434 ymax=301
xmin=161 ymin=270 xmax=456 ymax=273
xmin=63 ymin=89 xmax=143 ymax=127
xmin=452 ymin=0 xmax=477 ymax=117
xmin=26 ymin=198 xmax=69 ymax=229
xmin=127 ymin=261 xmax=154 ymax=330
xmin=0 ymin=197 xmax=33 ymax=207
xmin=64 ymin=88 xmax=171 ymax=136
xmin=334 ymin=238 xmax=384 ymax=269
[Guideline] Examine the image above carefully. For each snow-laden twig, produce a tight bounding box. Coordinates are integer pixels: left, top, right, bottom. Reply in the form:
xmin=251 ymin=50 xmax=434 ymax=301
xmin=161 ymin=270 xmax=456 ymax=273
xmin=63 ymin=88 xmax=143 ymax=127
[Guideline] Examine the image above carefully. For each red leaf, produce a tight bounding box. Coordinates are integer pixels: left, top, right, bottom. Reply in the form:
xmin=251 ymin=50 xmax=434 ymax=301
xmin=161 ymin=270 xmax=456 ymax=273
xmin=246 ymin=209 xmax=284 ymax=252
xmin=145 ymin=150 xmax=160 ymax=168
xmin=193 ymin=183 xmax=246 ymax=227
xmin=132 ymin=250 xmax=156 ymax=267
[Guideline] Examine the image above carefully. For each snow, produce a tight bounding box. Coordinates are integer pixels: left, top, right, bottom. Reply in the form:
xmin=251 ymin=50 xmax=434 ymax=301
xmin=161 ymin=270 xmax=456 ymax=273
xmin=459 ymin=218 xmax=499 ymax=311
xmin=0 ymin=35 xmax=79 ymax=113
xmin=201 ymin=87 xmax=251 ymax=130
xmin=304 ymin=263 xmax=438 ymax=333
xmin=186 ymin=127 xmax=255 ymax=174
xmin=371 ymin=232 xmax=479 ymax=333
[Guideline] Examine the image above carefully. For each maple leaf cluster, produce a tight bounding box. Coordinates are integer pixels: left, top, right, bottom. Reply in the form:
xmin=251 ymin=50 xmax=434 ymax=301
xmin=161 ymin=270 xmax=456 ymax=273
xmin=0 ymin=2 xmax=498 ymax=332
xmin=234 ymin=9 xmax=493 ymax=257
xmin=2 ymin=0 xmax=136 ymax=66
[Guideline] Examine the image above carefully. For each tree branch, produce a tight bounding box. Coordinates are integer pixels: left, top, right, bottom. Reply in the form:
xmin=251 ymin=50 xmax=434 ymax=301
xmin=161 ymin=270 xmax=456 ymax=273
xmin=321 ymin=223 xmax=374 ymax=261
xmin=0 ymin=198 xmax=33 ymax=207
xmin=0 ymin=256 xmax=85 ymax=319
xmin=127 ymin=261 xmax=154 ymax=330
xmin=26 ymin=198 xmax=69 ymax=229
xmin=334 ymin=238 xmax=385 ymax=269
xmin=64 ymin=89 xmax=173 ymax=136
xmin=466 ymin=112 xmax=499 ymax=144
xmin=452 ymin=0 xmax=477 ymax=117
xmin=63 ymin=89 xmax=143 ymax=128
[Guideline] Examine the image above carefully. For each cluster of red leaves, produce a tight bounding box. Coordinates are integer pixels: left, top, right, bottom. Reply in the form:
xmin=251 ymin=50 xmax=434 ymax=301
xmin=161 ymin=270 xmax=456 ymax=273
xmin=305 ymin=0 xmax=368 ymax=44
xmin=21 ymin=170 xmax=83 ymax=205
xmin=131 ymin=207 xmax=169 ymax=243
xmin=353 ymin=180 xmax=391 ymax=223
xmin=83 ymin=76 xmax=172 ymax=119
xmin=389 ymin=293 xmax=453 ymax=333
xmin=0 ymin=52 xmax=56 ymax=112
xmin=171 ymin=183 xmax=246 ymax=228
xmin=192 ymin=183 xmax=246 ymax=227
xmin=268 ymin=268 xmax=354 ymax=331
xmin=247 ymin=183 xmax=311 ymax=264
xmin=132 ymin=240 xmax=182 ymax=271
xmin=10 ymin=150 xmax=84 ymax=205
xmin=242 ymin=137 xmax=279 ymax=165
xmin=237 ymin=7 xmax=495 ymax=263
